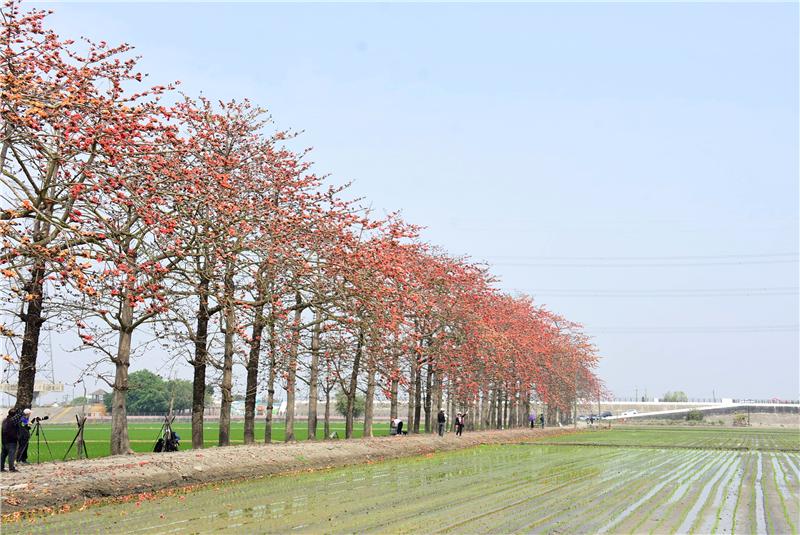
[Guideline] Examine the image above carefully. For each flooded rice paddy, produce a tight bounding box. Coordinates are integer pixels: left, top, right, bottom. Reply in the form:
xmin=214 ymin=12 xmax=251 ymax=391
xmin=535 ymin=426 xmax=800 ymax=451
xmin=7 ymin=428 xmax=800 ymax=534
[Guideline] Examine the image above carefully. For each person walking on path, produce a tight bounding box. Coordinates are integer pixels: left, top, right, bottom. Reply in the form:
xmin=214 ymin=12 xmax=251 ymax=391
xmin=528 ymin=412 xmax=537 ymax=429
xmin=455 ymin=413 xmax=465 ymax=436
xmin=437 ymin=409 xmax=447 ymax=436
xmin=391 ymin=417 xmax=405 ymax=436
xmin=1 ymin=408 xmax=23 ymax=472
xmin=538 ymin=413 xmax=545 ymax=429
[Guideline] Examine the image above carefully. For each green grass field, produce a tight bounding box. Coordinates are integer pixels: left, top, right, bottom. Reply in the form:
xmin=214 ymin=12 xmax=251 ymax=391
xmin=8 ymin=427 xmax=800 ymax=534
xmin=20 ymin=420 xmax=391 ymax=463
xmin=21 ymin=422 xmax=800 ymax=463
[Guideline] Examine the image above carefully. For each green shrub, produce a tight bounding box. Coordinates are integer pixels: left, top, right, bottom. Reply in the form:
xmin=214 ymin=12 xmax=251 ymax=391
xmin=335 ymin=390 xmax=365 ymax=419
xmin=662 ymin=391 xmax=689 ymax=402
xmin=686 ymin=409 xmax=704 ymax=421
xmin=733 ymin=413 xmax=749 ymax=427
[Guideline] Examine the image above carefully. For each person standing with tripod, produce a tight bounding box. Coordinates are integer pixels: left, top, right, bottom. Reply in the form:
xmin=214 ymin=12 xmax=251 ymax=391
xmin=17 ymin=408 xmax=32 ymax=464
xmin=1 ymin=408 xmax=23 ymax=472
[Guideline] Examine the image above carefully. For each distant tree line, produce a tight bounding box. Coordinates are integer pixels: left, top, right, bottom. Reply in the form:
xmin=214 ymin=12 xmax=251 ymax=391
xmin=662 ymin=391 xmax=689 ymax=402
xmin=101 ymin=370 xmax=213 ymax=414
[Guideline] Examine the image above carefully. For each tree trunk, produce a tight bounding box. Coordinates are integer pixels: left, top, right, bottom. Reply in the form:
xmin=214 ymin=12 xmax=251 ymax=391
xmin=547 ymin=404 xmax=557 ymax=426
xmin=243 ymin=302 xmax=265 ymax=444
xmin=423 ymin=362 xmax=433 ymax=433
xmin=447 ymin=386 xmax=455 ymax=432
xmin=363 ymin=357 xmax=376 ymax=437
xmin=496 ymin=388 xmax=503 ymax=428
xmin=264 ymin=309 xmax=277 ymax=443
xmin=488 ymin=388 xmax=496 ymax=429
xmin=504 ymin=391 xmax=510 ymax=428
xmin=480 ymin=388 xmax=489 ymax=430
xmin=345 ymin=329 xmax=364 ymax=439
xmin=218 ymin=265 xmax=235 ymax=447
xmin=284 ymin=292 xmax=303 ymax=442
xmin=573 ymin=397 xmax=577 ymax=427
xmin=413 ymin=357 xmax=422 ymax=433
xmin=307 ymin=309 xmax=322 ymax=440
xmin=324 ymin=385 xmax=331 ymax=439
xmin=407 ymin=354 xmax=416 ymax=433
xmin=508 ymin=390 xmax=516 ymax=427
xmin=466 ymin=401 xmax=475 ymax=431
xmin=110 ymin=300 xmax=134 ymax=456
xmin=435 ymin=372 xmax=443 ymax=412
xmin=14 ymin=262 xmax=46 ymax=411
xmin=389 ymin=354 xmax=399 ymax=421
xmin=191 ymin=274 xmax=210 ymax=449
xmin=520 ymin=390 xmax=531 ymax=425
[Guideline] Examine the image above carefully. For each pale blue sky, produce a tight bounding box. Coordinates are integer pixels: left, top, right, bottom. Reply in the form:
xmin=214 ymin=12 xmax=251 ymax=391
xmin=30 ymin=1 xmax=800 ymax=401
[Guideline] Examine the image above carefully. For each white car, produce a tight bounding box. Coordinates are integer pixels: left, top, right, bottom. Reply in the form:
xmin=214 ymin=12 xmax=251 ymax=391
xmin=621 ymin=409 xmax=638 ymax=417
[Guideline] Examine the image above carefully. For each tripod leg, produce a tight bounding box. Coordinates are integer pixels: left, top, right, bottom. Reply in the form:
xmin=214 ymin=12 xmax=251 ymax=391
xmin=156 ymin=421 xmax=167 ymax=442
xmin=39 ymin=427 xmax=53 ymax=460
xmin=63 ymin=432 xmax=79 ymax=461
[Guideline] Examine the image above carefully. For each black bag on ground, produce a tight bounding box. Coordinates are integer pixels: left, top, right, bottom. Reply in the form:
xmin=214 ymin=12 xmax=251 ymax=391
xmin=164 ymin=433 xmax=179 ymax=452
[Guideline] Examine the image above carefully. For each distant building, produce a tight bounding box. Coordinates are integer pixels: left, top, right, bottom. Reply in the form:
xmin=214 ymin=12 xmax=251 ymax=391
xmin=90 ymin=389 xmax=107 ymax=404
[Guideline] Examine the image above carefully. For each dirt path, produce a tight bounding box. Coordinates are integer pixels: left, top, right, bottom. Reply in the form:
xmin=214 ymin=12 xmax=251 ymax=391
xmin=0 ymin=427 xmax=572 ymax=515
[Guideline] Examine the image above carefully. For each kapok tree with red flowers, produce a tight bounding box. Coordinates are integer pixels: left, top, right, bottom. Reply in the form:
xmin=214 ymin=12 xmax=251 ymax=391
xmin=0 ymin=0 xmax=173 ymax=411
xmin=66 ymin=113 xmax=196 ymax=454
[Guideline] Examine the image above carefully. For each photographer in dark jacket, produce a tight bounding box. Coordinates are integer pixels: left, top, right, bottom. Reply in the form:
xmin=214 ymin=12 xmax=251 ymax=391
xmin=437 ymin=409 xmax=447 ymax=437
xmin=1 ymin=408 xmax=23 ymax=472
xmin=16 ymin=408 xmax=32 ymax=464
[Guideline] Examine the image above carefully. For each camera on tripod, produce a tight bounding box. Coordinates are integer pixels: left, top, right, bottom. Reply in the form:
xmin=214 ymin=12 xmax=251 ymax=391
xmin=27 ymin=414 xmax=53 ymax=464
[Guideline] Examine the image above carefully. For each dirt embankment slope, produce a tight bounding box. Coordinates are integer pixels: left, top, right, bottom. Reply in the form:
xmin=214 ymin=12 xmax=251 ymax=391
xmin=0 ymin=427 xmax=572 ymax=514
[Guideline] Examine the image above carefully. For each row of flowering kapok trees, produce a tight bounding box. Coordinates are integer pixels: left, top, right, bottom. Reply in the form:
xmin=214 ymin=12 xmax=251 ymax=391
xmin=0 ymin=1 xmax=601 ymax=454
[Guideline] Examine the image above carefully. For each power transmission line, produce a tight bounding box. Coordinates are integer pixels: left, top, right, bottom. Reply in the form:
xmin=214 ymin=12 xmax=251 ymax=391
xmin=480 ymin=252 xmax=799 ymax=268
xmin=518 ymin=287 xmax=799 ymax=297
xmin=494 ymin=259 xmax=797 ymax=267
xmin=481 ymin=252 xmax=798 ymax=261
xmin=589 ymin=325 xmax=799 ymax=334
